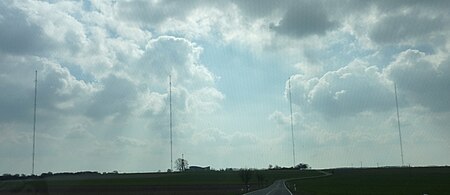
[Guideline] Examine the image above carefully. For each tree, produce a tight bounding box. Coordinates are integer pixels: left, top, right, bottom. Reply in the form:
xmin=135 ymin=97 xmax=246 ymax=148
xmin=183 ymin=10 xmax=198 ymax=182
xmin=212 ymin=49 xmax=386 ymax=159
xmin=256 ymin=171 xmax=265 ymax=187
xmin=175 ymin=158 xmax=188 ymax=171
xmin=239 ymin=169 xmax=253 ymax=192
xmin=294 ymin=163 xmax=310 ymax=170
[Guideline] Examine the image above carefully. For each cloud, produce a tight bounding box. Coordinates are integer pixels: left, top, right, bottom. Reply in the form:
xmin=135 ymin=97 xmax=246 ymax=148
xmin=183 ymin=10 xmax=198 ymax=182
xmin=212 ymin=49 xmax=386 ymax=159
xmin=0 ymin=55 xmax=94 ymax=124
xmin=271 ymin=1 xmax=338 ymax=38
xmin=288 ymin=61 xmax=394 ymax=117
xmin=369 ymin=11 xmax=445 ymax=45
xmin=115 ymin=136 xmax=146 ymax=147
xmin=372 ymin=0 xmax=450 ymax=12
xmin=135 ymin=36 xmax=214 ymax=86
xmin=386 ymin=49 xmax=450 ymax=111
xmin=269 ymin=111 xmax=290 ymax=127
xmin=65 ymin=127 xmax=94 ymax=140
xmin=190 ymin=127 xmax=260 ymax=148
xmin=86 ymin=74 xmax=137 ymax=120
xmin=116 ymin=0 xmax=211 ymax=27
xmin=232 ymin=0 xmax=281 ymax=18
xmin=132 ymin=35 xmax=223 ymax=117
xmin=268 ymin=110 xmax=303 ymax=128
xmin=0 ymin=1 xmax=55 ymax=54
xmin=187 ymin=87 xmax=224 ymax=114
xmin=15 ymin=1 xmax=90 ymax=55
xmin=137 ymin=92 xmax=167 ymax=116
xmin=0 ymin=1 xmax=226 ymax=173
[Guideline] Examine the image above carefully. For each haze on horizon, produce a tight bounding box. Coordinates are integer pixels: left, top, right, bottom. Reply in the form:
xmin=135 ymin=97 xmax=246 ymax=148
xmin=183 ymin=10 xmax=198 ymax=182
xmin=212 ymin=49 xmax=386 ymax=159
xmin=1 ymin=0 xmax=449 ymax=175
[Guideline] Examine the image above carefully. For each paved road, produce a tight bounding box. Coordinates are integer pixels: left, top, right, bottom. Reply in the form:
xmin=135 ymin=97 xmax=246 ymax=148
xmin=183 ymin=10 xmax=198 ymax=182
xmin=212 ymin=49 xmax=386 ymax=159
xmin=243 ymin=180 xmax=292 ymax=195
xmin=243 ymin=170 xmax=333 ymax=195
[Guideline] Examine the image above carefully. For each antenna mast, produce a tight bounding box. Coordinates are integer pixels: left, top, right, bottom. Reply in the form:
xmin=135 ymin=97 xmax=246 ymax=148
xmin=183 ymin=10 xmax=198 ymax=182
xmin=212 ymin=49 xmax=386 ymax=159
xmin=394 ymin=83 xmax=404 ymax=166
xmin=32 ymin=70 xmax=37 ymax=175
xmin=169 ymin=75 xmax=173 ymax=171
xmin=289 ymin=77 xmax=296 ymax=167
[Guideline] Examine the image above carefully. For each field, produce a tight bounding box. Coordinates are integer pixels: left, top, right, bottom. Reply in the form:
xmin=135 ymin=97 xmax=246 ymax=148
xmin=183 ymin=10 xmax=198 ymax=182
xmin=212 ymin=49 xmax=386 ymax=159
xmin=286 ymin=166 xmax=450 ymax=195
xmin=2 ymin=167 xmax=449 ymax=194
xmin=0 ymin=169 xmax=321 ymax=195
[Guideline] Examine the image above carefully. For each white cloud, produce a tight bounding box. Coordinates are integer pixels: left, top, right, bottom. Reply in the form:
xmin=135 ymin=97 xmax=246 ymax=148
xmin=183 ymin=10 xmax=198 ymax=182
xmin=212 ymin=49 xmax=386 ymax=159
xmin=268 ymin=111 xmax=290 ymax=127
xmin=187 ymin=87 xmax=224 ymax=114
xmin=135 ymin=36 xmax=215 ymax=86
xmin=288 ymin=60 xmax=394 ymax=117
xmin=386 ymin=49 xmax=450 ymax=111
xmin=268 ymin=110 xmax=303 ymax=128
xmin=137 ymin=91 xmax=167 ymax=116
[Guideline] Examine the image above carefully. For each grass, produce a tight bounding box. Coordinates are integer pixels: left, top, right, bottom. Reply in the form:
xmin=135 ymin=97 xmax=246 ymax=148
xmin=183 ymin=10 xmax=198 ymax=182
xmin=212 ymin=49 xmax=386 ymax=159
xmin=41 ymin=169 xmax=320 ymax=186
xmin=0 ymin=169 xmax=321 ymax=193
xmin=286 ymin=167 xmax=450 ymax=195
xmin=5 ymin=167 xmax=447 ymax=194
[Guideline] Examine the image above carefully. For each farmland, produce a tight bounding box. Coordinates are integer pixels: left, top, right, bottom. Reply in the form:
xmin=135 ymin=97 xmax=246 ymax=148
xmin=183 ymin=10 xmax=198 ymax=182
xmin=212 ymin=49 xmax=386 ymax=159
xmin=2 ymin=167 xmax=449 ymax=194
xmin=286 ymin=166 xmax=450 ymax=195
xmin=0 ymin=169 xmax=321 ymax=195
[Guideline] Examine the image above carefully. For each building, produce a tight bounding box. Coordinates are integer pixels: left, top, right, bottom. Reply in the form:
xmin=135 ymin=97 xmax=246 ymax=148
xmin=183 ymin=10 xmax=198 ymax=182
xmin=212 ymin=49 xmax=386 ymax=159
xmin=188 ymin=166 xmax=210 ymax=171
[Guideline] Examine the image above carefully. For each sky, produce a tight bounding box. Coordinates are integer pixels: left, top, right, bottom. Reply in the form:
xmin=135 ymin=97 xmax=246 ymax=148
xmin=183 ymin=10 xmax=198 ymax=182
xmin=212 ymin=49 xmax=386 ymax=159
xmin=1 ymin=0 xmax=449 ymax=175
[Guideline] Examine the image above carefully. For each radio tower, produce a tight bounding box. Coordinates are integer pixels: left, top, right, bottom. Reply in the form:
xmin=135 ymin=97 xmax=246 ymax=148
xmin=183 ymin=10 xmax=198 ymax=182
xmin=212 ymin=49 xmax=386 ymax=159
xmin=32 ymin=70 xmax=37 ymax=175
xmin=289 ymin=77 xmax=296 ymax=167
xmin=394 ymin=83 xmax=404 ymax=166
xmin=169 ymin=75 xmax=173 ymax=171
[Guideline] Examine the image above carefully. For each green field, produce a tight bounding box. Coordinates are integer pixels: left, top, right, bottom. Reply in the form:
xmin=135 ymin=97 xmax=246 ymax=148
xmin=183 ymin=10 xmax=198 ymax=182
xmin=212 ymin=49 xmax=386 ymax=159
xmin=286 ymin=167 xmax=450 ymax=195
xmin=1 ymin=169 xmax=321 ymax=186
xmin=3 ymin=167 xmax=449 ymax=194
xmin=0 ymin=169 xmax=321 ymax=194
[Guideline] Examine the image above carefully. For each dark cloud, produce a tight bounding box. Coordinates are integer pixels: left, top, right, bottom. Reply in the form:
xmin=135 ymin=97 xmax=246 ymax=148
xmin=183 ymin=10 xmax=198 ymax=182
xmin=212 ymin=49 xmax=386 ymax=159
xmin=0 ymin=2 xmax=55 ymax=54
xmin=335 ymin=0 xmax=450 ymax=13
xmin=370 ymin=12 xmax=445 ymax=45
xmin=116 ymin=0 xmax=210 ymax=26
xmin=271 ymin=1 xmax=338 ymax=38
xmin=0 ymin=77 xmax=33 ymax=123
xmin=386 ymin=50 xmax=450 ymax=111
xmin=232 ymin=0 xmax=280 ymax=18
xmin=0 ymin=56 xmax=91 ymax=123
xmin=373 ymin=0 xmax=450 ymax=12
xmin=86 ymin=74 xmax=137 ymax=120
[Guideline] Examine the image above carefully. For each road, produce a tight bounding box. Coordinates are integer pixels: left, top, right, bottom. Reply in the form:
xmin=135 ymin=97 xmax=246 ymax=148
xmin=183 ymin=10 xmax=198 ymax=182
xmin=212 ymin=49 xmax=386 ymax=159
xmin=243 ymin=180 xmax=292 ymax=195
xmin=243 ymin=170 xmax=332 ymax=195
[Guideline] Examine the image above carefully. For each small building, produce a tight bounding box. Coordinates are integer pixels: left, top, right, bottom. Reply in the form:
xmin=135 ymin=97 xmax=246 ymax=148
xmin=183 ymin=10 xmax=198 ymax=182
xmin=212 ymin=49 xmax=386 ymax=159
xmin=188 ymin=166 xmax=210 ymax=171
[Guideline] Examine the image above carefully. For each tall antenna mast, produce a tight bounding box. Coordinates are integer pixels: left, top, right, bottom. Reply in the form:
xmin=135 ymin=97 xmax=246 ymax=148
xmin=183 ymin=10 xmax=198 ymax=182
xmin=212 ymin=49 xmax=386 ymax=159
xmin=394 ymin=83 xmax=404 ymax=166
xmin=289 ymin=77 xmax=296 ymax=167
xmin=169 ymin=75 xmax=173 ymax=171
xmin=32 ymin=70 xmax=37 ymax=175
